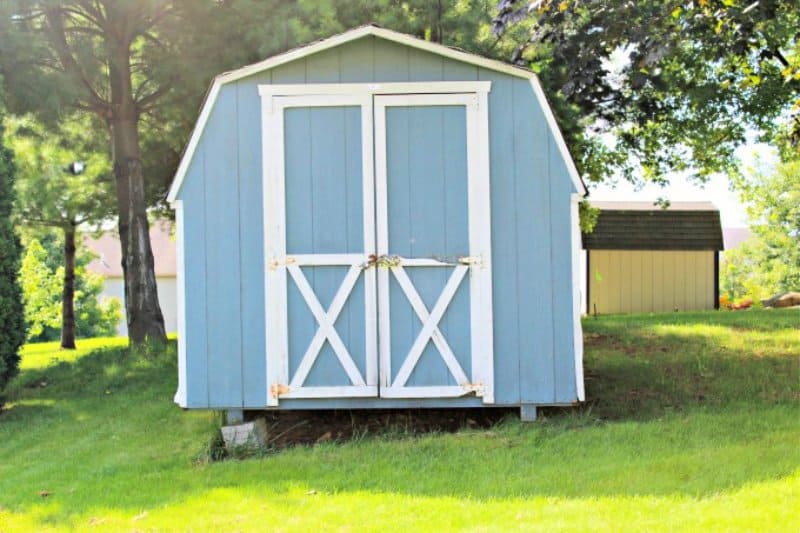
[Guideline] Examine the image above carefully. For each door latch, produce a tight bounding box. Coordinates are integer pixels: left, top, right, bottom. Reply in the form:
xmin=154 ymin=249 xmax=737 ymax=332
xmin=458 ymin=255 xmax=483 ymax=266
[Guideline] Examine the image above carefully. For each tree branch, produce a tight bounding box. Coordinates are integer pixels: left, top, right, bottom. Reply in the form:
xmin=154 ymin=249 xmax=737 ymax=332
xmin=140 ymin=30 xmax=167 ymax=49
xmin=124 ymin=2 xmax=174 ymax=40
xmin=9 ymin=9 xmax=47 ymax=23
xmin=133 ymin=76 xmax=155 ymax=101
xmin=144 ymin=4 xmax=175 ymax=32
xmin=32 ymin=58 xmax=64 ymax=72
xmin=135 ymin=83 xmax=172 ymax=111
xmin=43 ymin=8 xmax=110 ymax=115
xmin=771 ymin=48 xmax=790 ymax=68
xmin=63 ymin=24 xmax=106 ymax=38
xmin=73 ymin=101 xmax=107 ymax=115
xmin=70 ymin=0 xmax=107 ymax=30
xmin=17 ymin=215 xmax=66 ymax=229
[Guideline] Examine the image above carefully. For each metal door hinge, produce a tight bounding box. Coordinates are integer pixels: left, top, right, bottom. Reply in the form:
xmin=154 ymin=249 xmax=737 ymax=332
xmin=267 ymin=256 xmax=296 ymax=271
xmin=270 ymin=383 xmax=290 ymax=398
xmin=462 ymin=382 xmax=485 ymax=396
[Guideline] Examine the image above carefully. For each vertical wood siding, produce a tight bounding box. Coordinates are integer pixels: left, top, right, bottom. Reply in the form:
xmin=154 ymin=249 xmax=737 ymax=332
xmin=176 ymin=36 xmax=580 ymax=408
xmin=203 ymin=87 xmax=243 ymax=407
xmin=588 ymin=250 xmax=716 ymax=314
xmin=283 ymin=106 xmax=367 ymax=386
xmin=549 ymin=141 xmax=579 ymax=402
xmin=236 ymin=76 xmax=267 ymax=408
xmin=180 ymin=154 xmax=208 ymax=407
xmin=383 ymin=105 xmax=471 ymax=387
xmin=514 ymin=75 xmax=555 ymax=404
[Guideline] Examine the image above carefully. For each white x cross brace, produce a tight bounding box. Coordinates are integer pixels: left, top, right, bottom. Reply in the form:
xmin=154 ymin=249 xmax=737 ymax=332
xmin=287 ymin=264 xmax=366 ymax=388
xmin=390 ymin=265 xmax=470 ymax=387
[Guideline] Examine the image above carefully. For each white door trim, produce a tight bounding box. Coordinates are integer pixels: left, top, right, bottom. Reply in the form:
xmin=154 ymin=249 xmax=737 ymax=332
xmin=262 ymin=93 xmax=377 ymax=405
xmin=259 ymin=81 xmax=491 ymax=99
xmin=262 ymin=90 xmax=287 ymax=406
xmin=373 ymin=92 xmax=495 ymax=402
xmin=263 ymin=87 xmax=494 ymax=405
xmin=469 ymin=89 xmax=495 ymax=404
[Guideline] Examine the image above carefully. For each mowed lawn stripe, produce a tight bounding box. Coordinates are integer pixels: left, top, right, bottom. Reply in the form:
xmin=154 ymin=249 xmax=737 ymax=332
xmin=0 ymin=310 xmax=797 ymax=531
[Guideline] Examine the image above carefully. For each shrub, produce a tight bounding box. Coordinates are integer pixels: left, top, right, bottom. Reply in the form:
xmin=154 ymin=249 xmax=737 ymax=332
xmin=19 ymin=237 xmax=121 ymax=342
xmin=0 ymin=118 xmax=26 ymax=399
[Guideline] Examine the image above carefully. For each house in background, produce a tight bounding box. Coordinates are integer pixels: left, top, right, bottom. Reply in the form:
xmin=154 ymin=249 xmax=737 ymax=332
xmin=166 ymin=25 xmax=586 ymax=419
xmin=722 ymin=227 xmax=751 ymax=250
xmin=582 ymin=201 xmax=724 ymax=314
xmin=84 ymin=221 xmax=178 ymax=336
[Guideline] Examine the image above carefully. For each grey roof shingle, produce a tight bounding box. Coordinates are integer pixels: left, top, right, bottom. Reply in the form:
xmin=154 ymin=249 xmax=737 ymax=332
xmin=582 ymin=201 xmax=724 ymax=251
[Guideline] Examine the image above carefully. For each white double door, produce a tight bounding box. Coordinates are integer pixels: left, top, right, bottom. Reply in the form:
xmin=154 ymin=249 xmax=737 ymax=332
xmin=261 ymin=84 xmax=493 ymax=406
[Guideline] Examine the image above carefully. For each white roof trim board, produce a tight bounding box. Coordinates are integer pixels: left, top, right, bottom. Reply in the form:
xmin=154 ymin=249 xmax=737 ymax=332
xmin=167 ymin=25 xmax=587 ymax=203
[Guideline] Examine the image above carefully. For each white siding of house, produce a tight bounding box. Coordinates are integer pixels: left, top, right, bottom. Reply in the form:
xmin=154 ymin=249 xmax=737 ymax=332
xmin=101 ymin=276 xmax=178 ymax=335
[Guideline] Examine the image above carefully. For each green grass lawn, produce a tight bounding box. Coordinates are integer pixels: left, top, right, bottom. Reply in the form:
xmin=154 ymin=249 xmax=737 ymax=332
xmin=0 ymin=310 xmax=798 ymax=531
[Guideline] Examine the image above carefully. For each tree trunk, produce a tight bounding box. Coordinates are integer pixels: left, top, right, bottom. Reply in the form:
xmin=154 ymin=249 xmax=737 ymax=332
xmin=112 ymin=133 xmax=166 ymax=345
xmin=60 ymin=225 xmax=76 ymax=349
xmin=433 ymin=0 xmax=443 ymax=44
xmin=107 ymin=26 xmax=166 ymax=346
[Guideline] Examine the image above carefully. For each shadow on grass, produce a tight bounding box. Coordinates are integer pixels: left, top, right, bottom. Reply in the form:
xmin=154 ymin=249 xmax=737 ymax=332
xmin=582 ymin=310 xmax=799 ymax=421
xmin=5 ymin=342 xmax=177 ymax=405
xmin=586 ymin=307 xmax=800 ymax=333
xmin=6 ymin=403 xmax=800 ymax=532
xmin=0 ymin=401 xmax=58 ymax=422
xmin=0 ymin=312 xmax=798 ymax=529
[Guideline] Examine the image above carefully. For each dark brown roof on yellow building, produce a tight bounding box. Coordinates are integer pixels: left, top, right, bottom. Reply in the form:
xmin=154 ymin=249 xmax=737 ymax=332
xmin=582 ymin=201 xmax=724 ymax=251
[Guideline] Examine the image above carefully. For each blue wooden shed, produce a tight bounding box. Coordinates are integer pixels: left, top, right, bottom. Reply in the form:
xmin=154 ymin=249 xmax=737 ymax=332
xmin=167 ymin=25 xmax=586 ymax=419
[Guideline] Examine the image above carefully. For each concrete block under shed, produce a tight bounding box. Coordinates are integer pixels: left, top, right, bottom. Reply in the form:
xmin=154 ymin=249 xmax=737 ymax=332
xmin=221 ymin=419 xmax=267 ymax=449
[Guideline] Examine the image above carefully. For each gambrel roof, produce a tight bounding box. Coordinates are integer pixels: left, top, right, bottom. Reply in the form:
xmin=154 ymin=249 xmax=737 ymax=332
xmin=167 ymin=24 xmax=587 ymax=203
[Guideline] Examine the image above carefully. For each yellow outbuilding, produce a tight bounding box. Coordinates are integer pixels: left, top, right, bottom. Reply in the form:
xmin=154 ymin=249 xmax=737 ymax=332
xmin=583 ymin=202 xmax=724 ymax=315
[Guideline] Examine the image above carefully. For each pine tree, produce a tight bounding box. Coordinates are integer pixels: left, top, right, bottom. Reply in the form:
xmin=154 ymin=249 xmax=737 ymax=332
xmin=0 ymin=1 xmax=294 ymax=346
xmin=0 ymin=115 xmax=26 ymax=401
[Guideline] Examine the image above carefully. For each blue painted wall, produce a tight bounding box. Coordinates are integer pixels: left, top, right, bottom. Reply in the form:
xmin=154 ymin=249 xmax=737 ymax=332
xmin=176 ymin=35 xmax=581 ymax=409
